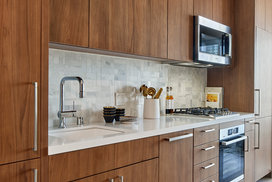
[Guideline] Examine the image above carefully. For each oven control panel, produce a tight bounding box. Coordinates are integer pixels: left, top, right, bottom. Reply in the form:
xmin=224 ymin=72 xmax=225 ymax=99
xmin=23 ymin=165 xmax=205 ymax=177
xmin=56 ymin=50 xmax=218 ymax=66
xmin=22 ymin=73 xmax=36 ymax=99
xmin=220 ymin=124 xmax=245 ymax=140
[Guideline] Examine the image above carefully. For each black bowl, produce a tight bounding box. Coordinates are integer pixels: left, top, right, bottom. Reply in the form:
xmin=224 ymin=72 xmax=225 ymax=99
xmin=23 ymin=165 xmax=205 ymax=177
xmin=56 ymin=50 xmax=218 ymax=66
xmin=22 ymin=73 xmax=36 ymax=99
xmin=103 ymin=116 xmax=115 ymax=123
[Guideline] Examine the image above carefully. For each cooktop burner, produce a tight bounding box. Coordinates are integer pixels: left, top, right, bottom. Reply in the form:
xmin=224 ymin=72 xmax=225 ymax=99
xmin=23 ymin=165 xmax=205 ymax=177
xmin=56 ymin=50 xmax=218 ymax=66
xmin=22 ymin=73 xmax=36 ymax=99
xmin=173 ymin=107 xmax=239 ymax=119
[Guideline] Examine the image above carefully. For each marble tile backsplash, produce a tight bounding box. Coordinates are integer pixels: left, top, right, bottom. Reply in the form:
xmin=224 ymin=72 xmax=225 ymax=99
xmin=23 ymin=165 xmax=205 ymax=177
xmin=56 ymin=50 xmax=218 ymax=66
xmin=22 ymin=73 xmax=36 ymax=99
xmin=49 ymin=49 xmax=207 ymax=128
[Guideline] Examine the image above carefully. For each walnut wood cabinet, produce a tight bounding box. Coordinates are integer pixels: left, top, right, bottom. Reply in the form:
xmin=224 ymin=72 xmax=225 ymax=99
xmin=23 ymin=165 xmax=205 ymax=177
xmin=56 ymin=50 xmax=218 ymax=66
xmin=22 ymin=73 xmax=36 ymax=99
xmin=0 ymin=0 xmax=41 ymax=165
xmin=168 ymin=0 xmax=194 ymax=62
xmin=159 ymin=130 xmax=193 ymax=182
xmin=50 ymin=0 xmax=89 ymax=47
xmin=0 ymin=159 xmax=40 ymax=182
xmin=49 ymin=136 xmax=159 ymax=182
xmin=89 ymin=0 xmax=167 ymax=58
xmin=76 ymin=159 xmax=158 ymax=182
xmin=254 ymin=117 xmax=272 ymax=181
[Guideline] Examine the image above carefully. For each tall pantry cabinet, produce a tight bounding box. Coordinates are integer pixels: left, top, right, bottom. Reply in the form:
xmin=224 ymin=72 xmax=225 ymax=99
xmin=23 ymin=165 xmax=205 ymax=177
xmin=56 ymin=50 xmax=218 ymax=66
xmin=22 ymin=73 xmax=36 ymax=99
xmin=0 ymin=0 xmax=48 ymax=181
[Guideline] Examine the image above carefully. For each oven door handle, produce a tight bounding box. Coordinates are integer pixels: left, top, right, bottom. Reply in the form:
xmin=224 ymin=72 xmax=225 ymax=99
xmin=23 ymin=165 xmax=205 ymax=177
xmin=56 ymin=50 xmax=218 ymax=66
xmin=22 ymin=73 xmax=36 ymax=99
xmin=221 ymin=136 xmax=247 ymax=146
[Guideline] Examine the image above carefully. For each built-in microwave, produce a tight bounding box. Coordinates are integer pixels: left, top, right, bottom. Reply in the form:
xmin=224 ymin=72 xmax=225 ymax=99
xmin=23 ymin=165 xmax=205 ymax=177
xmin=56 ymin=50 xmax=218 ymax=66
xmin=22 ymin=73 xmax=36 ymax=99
xmin=194 ymin=16 xmax=232 ymax=65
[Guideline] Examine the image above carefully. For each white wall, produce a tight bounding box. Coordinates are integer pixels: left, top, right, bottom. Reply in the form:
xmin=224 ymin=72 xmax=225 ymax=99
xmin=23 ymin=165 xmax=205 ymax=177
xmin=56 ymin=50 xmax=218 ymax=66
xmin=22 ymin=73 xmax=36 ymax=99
xmin=49 ymin=49 xmax=207 ymax=128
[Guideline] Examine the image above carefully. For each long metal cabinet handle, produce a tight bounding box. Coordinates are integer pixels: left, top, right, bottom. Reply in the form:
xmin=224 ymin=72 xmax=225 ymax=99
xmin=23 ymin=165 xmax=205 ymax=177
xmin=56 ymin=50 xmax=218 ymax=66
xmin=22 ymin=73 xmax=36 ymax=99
xmin=201 ymin=146 xmax=215 ymax=151
xmin=255 ymin=89 xmax=261 ymax=116
xmin=166 ymin=133 xmax=193 ymax=142
xmin=33 ymin=82 xmax=38 ymax=151
xmin=222 ymin=136 xmax=247 ymax=146
xmin=254 ymin=122 xmax=260 ymax=149
xmin=33 ymin=169 xmax=38 ymax=182
xmin=245 ymin=136 xmax=249 ymax=152
xmin=202 ymin=163 xmax=215 ymax=170
xmin=201 ymin=128 xmax=215 ymax=133
xmin=118 ymin=176 xmax=124 ymax=182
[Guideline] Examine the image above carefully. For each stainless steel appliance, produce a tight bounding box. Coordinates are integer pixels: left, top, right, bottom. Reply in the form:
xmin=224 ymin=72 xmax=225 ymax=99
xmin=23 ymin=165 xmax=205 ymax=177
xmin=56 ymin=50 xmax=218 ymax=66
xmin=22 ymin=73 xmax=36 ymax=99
xmin=173 ymin=107 xmax=240 ymax=119
xmin=219 ymin=124 xmax=246 ymax=182
xmin=194 ymin=16 xmax=232 ymax=65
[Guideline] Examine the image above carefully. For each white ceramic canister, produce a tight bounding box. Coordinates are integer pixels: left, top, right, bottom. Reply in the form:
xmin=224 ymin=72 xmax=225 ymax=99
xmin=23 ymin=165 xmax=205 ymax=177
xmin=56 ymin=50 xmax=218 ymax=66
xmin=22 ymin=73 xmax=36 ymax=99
xmin=143 ymin=98 xmax=160 ymax=119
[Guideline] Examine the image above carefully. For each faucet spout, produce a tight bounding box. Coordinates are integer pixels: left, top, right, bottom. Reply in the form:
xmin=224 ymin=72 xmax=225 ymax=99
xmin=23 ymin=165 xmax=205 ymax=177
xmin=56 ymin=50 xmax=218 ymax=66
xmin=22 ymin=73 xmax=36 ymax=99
xmin=58 ymin=76 xmax=84 ymax=128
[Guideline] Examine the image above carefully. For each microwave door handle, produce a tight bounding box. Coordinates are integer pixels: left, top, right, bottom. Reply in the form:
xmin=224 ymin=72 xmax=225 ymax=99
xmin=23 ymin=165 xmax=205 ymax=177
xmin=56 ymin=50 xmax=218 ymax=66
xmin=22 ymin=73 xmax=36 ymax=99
xmin=221 ymin=136 xmax=247 ymax=146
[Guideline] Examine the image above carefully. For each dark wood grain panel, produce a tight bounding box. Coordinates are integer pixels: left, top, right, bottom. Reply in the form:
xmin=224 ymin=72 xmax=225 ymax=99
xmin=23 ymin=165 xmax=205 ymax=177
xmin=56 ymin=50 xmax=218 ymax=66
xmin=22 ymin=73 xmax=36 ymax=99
xmin=17 ymin=159 xmax=40 ymax=182
xmin=49 ymin=145 xmax=115 ymax=182
xmin=115 ymin=136 xmax=159 ymax=168
xmin=50 ymin=0 xmax=89 ymax=47
xmin=0 ymin=163 xmax=16 ymax=182
xmin=75 ymin=171 xmax=115 ymax=182
xmin=0 ymin=0 xmax=17 ymax=165
xmin=13 ymin=0 xmax=41 ymax=162
xmin=159 ymin=130 xmax=193 ymax=182
xmin=116 ymin=159 xmax=158 ymax=182
xmin=194 ymin=125 xmax=219 ymax=146
xmin=212 ymin=0 xmax=233 ymax=26
xmin=194 ymin=141 xmax=219 ymax=165
xmin=168 ymin=0 xmax=193 ymax=61
xmin=90 ymin=0 xmax=167 ymax=58
xmin=194 ymin=0 xmax=213 ymax=19
xmin=194 ymin=157 xmax=218 ymax=182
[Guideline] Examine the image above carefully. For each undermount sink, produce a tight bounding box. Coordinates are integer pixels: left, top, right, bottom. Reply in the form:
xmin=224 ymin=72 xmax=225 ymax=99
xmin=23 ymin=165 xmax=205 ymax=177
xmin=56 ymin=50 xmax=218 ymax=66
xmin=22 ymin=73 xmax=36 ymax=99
xmin=49 ymin=126 xmax=126 ymax=145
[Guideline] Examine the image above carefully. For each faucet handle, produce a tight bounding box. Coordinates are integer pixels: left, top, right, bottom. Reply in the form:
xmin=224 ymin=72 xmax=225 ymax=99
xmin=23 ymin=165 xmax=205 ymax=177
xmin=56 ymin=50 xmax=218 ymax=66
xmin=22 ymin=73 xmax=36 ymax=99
xmin=77 ymin=117 xmax=84 ymax=126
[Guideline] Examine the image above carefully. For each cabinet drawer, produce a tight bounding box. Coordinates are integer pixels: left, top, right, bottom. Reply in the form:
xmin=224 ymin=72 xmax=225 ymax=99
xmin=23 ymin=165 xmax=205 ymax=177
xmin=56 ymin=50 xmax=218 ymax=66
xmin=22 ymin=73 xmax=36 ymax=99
xmin=49 ymin=145 xmax=115 ymax=182
xmin=194 ymin=125 xmax=219 ymax=146
xmin=194 ymin=158 xmax=218 ymax=182
xmin=201 ymin=173 xmax=218 ymax=182
xmin=194 ymin=141 xmax=219 ymax=165
xmin=115 ymin=136 xmax=159 ymax=168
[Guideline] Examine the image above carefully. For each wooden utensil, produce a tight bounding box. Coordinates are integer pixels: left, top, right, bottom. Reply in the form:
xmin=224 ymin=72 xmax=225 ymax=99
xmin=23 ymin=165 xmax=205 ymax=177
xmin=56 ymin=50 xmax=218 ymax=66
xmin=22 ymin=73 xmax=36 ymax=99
xmin=154 ymin=88 xmax=163 ymax=99
xmin=147 ymin=87 xmax=156 ymax=98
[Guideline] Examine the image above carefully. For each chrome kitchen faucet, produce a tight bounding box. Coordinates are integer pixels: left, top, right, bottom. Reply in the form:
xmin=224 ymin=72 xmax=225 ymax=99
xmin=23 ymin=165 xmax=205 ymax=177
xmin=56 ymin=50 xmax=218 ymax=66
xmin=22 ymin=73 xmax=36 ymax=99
xmin=58 ymin=76 xmax=84 ymax=128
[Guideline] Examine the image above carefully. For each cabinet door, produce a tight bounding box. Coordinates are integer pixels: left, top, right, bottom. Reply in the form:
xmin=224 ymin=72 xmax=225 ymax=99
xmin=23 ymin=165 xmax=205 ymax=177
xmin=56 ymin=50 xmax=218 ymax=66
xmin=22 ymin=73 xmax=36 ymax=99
xmin=74 ymin=171 xmax=115 ymax=182
xmin=255 ymin=117 xmax=272 ymax=181
xmin=212 ymin=0 xmax=233 ymax=26
xmin=0 ymin=163 xmax=16 ymax=182
xmin=256 ymin=0 xmax=266 ymax=29
xmin=116 ymin=159 xmax=158 ymax=182
xmin=0 ymin=0 xmax=41 ymax=165
xmin=168 ymin=0 xmax=193 ymax=61
xmin=245 ymin=130 xmax=255 ymax=182
xmin=193 ymin=0 xmax=213 ymax=19
xmin=266 ymin=0 xmax=272 ymax=32
xmin=255 ymin=28 xmax=272 ymax=118
xmin=17 ymin=159 xmax=40 ymax=182
xmin=0 ymin=159 xmax=40 ymax=182
xmin=50 ymin=0 xmax=89 ymax=47
xmin=159 ymin=130 xmax=193 ymax=182
xmin=90 ymin=0 xmax=167 ymax=58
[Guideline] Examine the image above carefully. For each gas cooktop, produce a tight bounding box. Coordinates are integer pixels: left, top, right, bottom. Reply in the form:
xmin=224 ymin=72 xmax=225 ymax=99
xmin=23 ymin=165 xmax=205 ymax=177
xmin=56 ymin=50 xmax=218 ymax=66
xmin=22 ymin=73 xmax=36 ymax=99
xmin=173 ymin=107 xmax=240 ymax=119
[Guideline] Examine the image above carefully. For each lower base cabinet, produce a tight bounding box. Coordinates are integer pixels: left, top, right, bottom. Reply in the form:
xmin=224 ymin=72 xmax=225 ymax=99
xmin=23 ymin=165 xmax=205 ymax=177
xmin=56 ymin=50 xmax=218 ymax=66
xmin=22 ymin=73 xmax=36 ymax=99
xmin=76 ymin=158 xmax=158 ymax=182
xmin=255 ymin=117 xmax=272 ymax=181
xmin=245 ymin=120 xmax=255 ymax=182
xmin=0 ymin=158 xmax=40 ymax=182
xmin=159 ymin=130 xmax=193 ymax=182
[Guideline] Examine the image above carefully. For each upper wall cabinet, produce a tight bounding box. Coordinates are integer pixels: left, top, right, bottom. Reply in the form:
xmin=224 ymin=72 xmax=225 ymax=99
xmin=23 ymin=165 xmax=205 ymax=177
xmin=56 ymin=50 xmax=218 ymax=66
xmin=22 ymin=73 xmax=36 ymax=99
xmin=168 ymin=0 xmax=194 ymax=61
xmin=255 ymin=0 xmax=272 ymax=32
xmin=89 ymin=0 xmax=168 ymax=58
xmin=50 ymin=0 xmax=89 ymax=47
xmin=194 ymin=0 xmax=233 ymax=26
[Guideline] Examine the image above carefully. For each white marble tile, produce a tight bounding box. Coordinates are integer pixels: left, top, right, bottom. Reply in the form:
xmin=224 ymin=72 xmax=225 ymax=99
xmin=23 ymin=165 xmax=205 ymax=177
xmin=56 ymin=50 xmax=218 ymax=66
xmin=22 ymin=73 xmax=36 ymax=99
xmin=49 ymin=49 xmax=207 ymax=128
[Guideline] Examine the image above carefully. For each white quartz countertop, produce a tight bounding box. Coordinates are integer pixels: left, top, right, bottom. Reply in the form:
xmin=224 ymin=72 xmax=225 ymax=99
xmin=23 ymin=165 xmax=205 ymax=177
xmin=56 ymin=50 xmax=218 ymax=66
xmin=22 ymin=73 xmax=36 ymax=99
xmin=48 ymin=113 xmax=254 ymax=155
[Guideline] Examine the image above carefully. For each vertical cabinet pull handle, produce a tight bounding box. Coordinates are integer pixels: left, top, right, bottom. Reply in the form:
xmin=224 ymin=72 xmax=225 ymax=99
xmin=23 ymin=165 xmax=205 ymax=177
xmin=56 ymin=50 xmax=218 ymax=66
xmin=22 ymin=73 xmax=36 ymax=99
xmin=33 ymin=82 xmax=38 ymax=151
xmin=255 ymin=89 xmax=261 ymax=116
xmin=33 ymin=169 xmax=38 ymax=182
xmin=254 ymin=122 xmax=261 ymax=149
xmin=245 ymin=136 xmax=249 ymax=152
xmin=118 ymin=176 xmax=124 ymax=182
